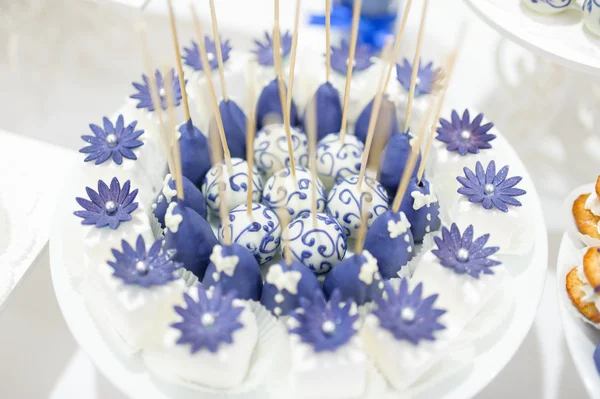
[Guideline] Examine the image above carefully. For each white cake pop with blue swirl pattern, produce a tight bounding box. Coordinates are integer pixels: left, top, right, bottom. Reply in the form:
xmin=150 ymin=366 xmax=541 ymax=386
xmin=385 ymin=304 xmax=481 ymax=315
xmin=253 ymin=124 xmax=308 ymax=177
xmin=218 ymin=202 xmax=281 ymax=265
xmin=316 ymin=133 xmax=364 ymax=189
xmin=202 ymin=157 xmax=263 ymax=214
xmin=263 ymin=165 xmax=327 ymax=218
xmin=282 ymin=212 xmax=347 ymax=275
xmin=327 ymin=175 xmax=390 ymax=238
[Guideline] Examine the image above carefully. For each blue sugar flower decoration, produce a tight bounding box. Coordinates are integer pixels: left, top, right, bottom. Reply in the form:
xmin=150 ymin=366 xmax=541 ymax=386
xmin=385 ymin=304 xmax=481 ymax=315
xmin=79 ymin=115 xmax=144 ymax=165
xmin=436 ymin=110 xmax=496 ymax=156
xmin=373 ymin=279 xmax=445 ymax=345
xmin=457 ymin=161 xmax=526 ymax=213
xmin=330 ymin=39 xmax=374 ymax=75
xmin=74 ymin=177 xmax=139 ymax=230
xmin=130 ymin=69 xmax=183 ymax=112
xmin=432 ymin=223 xmax=502 ymax=278
xmin=395 ymin=58 xmax=439 ymax=97
xmin=252 ymin=31 xmax=293 ymax=66
xmin=171 ymin=284 xmax=245 ymax=354
xmin=289 ymin=289 xmax=358 ymax=353
xmin=183 ymin=36 xmax=232 ymax=71
xmin=108 ymin=235 xmax=181 ymax=287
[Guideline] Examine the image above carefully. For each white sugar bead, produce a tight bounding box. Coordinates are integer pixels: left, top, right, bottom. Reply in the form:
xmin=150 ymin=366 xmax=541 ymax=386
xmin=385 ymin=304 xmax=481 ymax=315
xmin=219 ymin=203 xmax=281 ymax=265
xmin=326 ymin=175 xmax=390 ymax=238
xmin=316 ymin=133 xmax=364 ymax=189
xmin=202 ymin=158 xmax=263 ymax=214
xmin=254 ymin=124 xmax=308 ymax=177
xmin=263 ymin=166 xmax=327 ymax=218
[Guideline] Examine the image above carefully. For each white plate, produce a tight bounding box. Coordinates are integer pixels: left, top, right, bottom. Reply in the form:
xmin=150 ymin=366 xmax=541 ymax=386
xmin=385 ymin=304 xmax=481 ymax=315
xmin=49 ymin=119 xmax=548 ymax=398
xmin=464 ymin=0 xmax=600 ymax=75
xmin=557 ymin=232 xmax=600 ymax=397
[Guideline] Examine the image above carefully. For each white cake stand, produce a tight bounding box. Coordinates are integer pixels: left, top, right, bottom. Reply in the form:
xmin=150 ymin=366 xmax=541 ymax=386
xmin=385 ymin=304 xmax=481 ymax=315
xmin=556 ymin=231 xmax=600 ymax=398
xmin=49 ymin=122 xmax=548 ymax=398
xmin=464 ymin=0 xmax=600 ymax=76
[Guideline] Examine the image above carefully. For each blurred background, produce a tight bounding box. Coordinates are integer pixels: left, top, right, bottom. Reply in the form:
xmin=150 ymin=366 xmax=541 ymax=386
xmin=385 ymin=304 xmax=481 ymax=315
xmin=0 ymin=0 xmax=597 ymax=397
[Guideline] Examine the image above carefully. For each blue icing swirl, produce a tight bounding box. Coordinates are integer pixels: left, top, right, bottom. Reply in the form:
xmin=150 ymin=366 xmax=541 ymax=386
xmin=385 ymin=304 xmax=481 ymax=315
xmin=326 ymin=175 xmax=389 ymax=238
xmin=316 ymin=133 xmax=364 ymax=187
xmin=201 ymin=157 xmax=263 ymax=213
xmin=219 ymin=203 xmax=281 ymax=265
xmin=284 ymin=212 xmax=347 ymax=274
xmin=263 ymin=166 xmax=327 ymax=217
xmin=253 ymin=125 xmax=309 ymax=177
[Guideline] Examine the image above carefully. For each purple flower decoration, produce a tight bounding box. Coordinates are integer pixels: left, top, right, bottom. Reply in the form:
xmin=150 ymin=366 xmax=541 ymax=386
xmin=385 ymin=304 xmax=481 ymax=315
xmin=330 ymin=39 xmax=374 ymax=75
xmin=252 ymin=31 xmax=292 ymax=66
xmin=79 ymin=115 xmax=144 ymax=165
xmin=130 ymin=69 xmax=183 ymax=112
xmin=183 ymin=36 xmax=232 ymax=71
xmin=74 ymin=177 xmax=139 ymax=230
xmin=108 ymin=235 xmax=181 ymax=287
xmin=432 ymin=223 xmax=502 ymax=278
xmin=436 ymin=110 xmax=496 ymax=156
xmin=395 ymin=58 xmax=439 ymax=97
xmin=289 ymin=289 xmax=358 ymax=353
xmin=171 ymin=284 xmax=245 ymax=354
xmin=457 ymin=161 xmax=526 ymax=212
xmin=373 ymin=279 xmax=445 ymax=345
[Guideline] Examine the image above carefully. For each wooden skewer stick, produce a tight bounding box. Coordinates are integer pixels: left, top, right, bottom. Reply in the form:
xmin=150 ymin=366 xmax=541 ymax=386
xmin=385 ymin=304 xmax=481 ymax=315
xmin=305 ymin=91 xmax=319 ymax=226
xmin=163 ymin=65 xmax=185 ymax=201
xmin=403 ymin=0 xmax=430 ymax=132
xmin=209 ymin=0 xmax=229 ymax=102
xmin=273 ymin=1 xmax=297 ymax=178
xmin=217 ymin=173 xmax=231 ymax=245
xmin=246 ymin=62 xmax=257 ymax=215
xmin=382 ymin=0 xmax=413 ymax=92
xmin=391 ymin=99 xmax=432 ymax=213
xmin=190 ymin=4 xmax=233 ymax=172
xmin=286 ymin=0 xmax=301 ymax=128
xmin=277 ymin=206 xmax=292 ymax=266
xmin=357 ymin=39 xmax=393 ymax=190
xmin=339 ymin=0 xmax=363 ymax=143
xmin=354 ymin=197 xmax=369 ymax=253
xmin=167 ymin=0 xmax=190 ymax=121
xmin=135 ymin=24 xmax=176 ymax=176
xmin=417 ymin=25 xmax=466 ymax=182
xmin=325 ymin=0 xmax=331 ymax=82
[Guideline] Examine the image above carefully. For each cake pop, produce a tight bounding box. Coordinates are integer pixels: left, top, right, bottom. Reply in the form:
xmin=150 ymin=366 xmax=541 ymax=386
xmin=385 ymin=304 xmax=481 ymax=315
xmin=315 ymin=133 xmax=364 ymax=189
xmin=283 ymin=212 xmax=347 ymax=274
xmin=263 ymin=165 xmax=326 ymax=217
xmin=152 ymin=173 xmax=207 ymax=227
xmin=260 ymin=260 xmax=320 ymax=317
xmin=256 ymin=79 xmax=300 ymax=130
xmin=178 ymin=120 xmax=211 ymax=187
xmin=202 ymin=157 xmax=263 ymax=214
xmin=254 ymin=124 xmax=308 ymax=176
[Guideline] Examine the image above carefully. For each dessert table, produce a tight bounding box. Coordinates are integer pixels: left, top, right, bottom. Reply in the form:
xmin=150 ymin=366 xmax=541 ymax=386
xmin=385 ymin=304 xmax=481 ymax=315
xmin=0 ymin=0 xmax=595 ymax=397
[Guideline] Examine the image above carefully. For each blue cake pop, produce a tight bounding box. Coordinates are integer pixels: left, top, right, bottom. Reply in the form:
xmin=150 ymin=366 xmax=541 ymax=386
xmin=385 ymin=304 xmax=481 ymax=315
xmin=178 ymin=120 xmax=211 ymax=187
xmin=354 ymin=96 xmax=399 ymax=144
xmin=323 ymin=250 xmax=384 ymax=306
xmin=164 ymin=201 xmax=218 ymax=280
xmin=306 ymin=82 xmax=342 ymax=141
xmin=202 ymin=243 xmax=263 ymax=301
xmin=260 ymin=260 xmax=320 ymax=317
xmin=214 ymin=100 xmax=247 ymax=160
xmin=152 ymin=174 xmax=207 ymax=227
xmin=399 ymin=177 xmax=441 ymax=242
xmin=363 ymin=210 xmax=415 ymax=279
xmin=256 ymin=79 xmax=300 ymax=130
xmin=379 ymin=131 xmax=422 ymax=198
